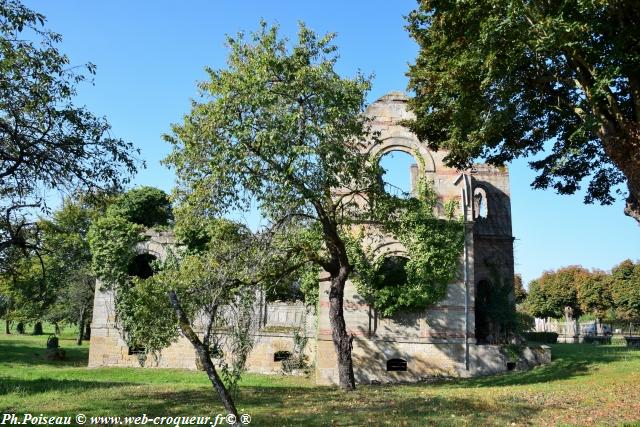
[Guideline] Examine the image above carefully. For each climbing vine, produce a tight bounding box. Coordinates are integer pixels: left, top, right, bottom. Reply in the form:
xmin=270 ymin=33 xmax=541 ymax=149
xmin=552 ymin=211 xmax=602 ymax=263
xmin=350 ymin=169 xmax=465 ymax=317
xmin=87 ymin=190 xmax=179 ymax=358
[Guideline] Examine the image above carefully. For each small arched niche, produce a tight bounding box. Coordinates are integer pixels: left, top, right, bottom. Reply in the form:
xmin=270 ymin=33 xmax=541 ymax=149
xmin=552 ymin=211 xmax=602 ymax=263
xmin=473 ymin=187 xmax=488 ymax=219
xmin=127 ymin=253 xmax=157 ymax=279
xmin=378 ymin=150 xmax=419 ymax=199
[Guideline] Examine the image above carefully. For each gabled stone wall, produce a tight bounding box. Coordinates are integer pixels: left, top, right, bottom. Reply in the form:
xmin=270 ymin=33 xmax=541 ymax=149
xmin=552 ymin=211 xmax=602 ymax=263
xmin=89 ymin=92 xmax=546 ymax=383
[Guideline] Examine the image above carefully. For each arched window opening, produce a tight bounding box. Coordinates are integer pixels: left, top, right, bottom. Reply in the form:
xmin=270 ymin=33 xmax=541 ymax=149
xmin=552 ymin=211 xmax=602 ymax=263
xmin=386 ymin=358 xmax=408 ymax=372
xmin=473 ymin=188 xmax=488 ymax=219
xmin=475 ymin=279 xmax=492 ymax=344
xmin=127 ymin=253 xmax=157 ymax=279
xmin=378 ymin=151 xmax=419 ymax=198
xmin=376 ymin=256 xmax=409 ymax=289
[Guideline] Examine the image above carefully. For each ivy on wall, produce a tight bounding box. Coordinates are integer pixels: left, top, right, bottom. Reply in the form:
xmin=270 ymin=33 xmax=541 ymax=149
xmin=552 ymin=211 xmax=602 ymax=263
xmin=350 ymin=168 xmax=465 ymax=317
xmin=87 ymin=190 xmax=179 ymax=358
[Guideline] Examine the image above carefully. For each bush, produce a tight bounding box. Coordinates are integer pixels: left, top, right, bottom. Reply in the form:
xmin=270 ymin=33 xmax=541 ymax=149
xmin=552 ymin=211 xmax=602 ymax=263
xmin=522 ymin=332 xmax=558 ymax=344
xmin=583 ymin=335 xmax=611 ymax=344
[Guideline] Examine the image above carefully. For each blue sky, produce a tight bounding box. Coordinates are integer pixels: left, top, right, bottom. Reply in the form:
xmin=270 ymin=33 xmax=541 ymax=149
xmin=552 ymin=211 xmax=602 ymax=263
xmin=24 ymin=0 xmax=638 ymax=286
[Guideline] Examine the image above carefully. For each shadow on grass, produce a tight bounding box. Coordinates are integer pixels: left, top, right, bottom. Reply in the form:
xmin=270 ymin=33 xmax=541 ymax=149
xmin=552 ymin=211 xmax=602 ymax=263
xmin=446 ymin=343 xmax=638 ymax=388
xmin=0 ymin=377 xmax=130 ymax=397
xmin=0 ymin=342 xmax=88 ymax=367
xmin=120 ymin=386 xmax=539 ymax=426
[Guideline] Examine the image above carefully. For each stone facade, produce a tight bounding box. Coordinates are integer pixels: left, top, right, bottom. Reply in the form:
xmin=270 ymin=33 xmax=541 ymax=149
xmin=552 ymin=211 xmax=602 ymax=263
xmin=89 ymin=92 xmax=550 ymax=382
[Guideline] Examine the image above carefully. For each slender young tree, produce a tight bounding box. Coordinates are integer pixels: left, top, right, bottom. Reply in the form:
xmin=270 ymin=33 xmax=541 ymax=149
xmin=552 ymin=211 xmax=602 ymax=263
xmin=164 ymin=22 xmax=382 ymax=391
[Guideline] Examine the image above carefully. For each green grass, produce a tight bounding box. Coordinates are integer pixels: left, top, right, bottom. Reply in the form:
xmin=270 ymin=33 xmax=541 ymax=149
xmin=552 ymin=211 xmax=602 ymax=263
xmin=1 ymin=329 xmax=640 ymax=426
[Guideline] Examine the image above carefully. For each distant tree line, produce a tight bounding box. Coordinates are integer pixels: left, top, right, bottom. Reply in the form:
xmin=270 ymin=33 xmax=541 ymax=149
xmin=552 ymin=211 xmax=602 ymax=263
xmin=522 ymin=261 xmax=640 ymax=333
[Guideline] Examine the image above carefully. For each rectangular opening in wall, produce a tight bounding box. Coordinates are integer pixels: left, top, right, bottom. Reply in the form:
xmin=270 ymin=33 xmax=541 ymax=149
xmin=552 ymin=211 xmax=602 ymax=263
xmin=127 ymin=345 xmax=146 ymax=355
xmin=274 ymin=351 xmax=292 ymax=362
xmin=386 ymin=358 xmax=407 ymax=372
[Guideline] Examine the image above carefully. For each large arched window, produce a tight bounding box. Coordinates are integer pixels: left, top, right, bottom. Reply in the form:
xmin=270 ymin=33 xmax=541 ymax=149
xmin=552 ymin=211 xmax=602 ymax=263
xmin=378 ymin=151 xmax=419 ymax=199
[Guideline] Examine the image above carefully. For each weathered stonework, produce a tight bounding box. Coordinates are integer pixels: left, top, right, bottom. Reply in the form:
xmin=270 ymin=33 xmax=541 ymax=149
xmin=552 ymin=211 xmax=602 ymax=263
xmin=89 ymin=92 xmax=550 ymax=382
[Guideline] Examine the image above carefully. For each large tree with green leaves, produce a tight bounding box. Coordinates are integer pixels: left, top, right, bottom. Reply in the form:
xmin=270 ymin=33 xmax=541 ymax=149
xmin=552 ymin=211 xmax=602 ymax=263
xmin=0 ymin=0 xmax=140 ymax=265
xmin=406 ymin=0 xmax=640 ymax=224
xmin=164 ymin=22 xmax=382 ymax=391
xmin=577 ymin=270 xmax=613 ymax=332
xmin=610 ymin=259 xmax=640 ymax=322
xmin=524 ymin=266 xmax=589 ymax=320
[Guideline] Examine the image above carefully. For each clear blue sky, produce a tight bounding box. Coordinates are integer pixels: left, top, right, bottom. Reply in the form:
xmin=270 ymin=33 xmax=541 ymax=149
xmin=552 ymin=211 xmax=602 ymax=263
xmin=24 ymin=0 xmax=638 ymax=286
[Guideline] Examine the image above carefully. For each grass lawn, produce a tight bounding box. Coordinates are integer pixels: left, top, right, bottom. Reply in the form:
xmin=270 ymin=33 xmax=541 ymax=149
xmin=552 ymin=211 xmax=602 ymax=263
xmin=1 ymin=328 xmax=640 ymax=426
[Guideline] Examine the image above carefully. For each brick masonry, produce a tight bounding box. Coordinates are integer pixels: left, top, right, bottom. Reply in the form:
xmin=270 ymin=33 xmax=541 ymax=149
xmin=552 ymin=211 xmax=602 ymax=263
xmin=88 ymin=92 xmax=550 ymax=383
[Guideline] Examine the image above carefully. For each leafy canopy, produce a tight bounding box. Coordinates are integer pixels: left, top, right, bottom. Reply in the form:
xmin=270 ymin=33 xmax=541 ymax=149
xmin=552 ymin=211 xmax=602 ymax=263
xmin=0 ymin=0 xmax=140 ymax=261
xmin=106 ymin=186 xmax=173 ymax=228
xmin=524 ymin=266 xmax=589 ymax=318
xmin=610 ymin=259 xmax=640 ymax=321
xmin=163 ymin=21 xmax=378 ymax=239
xmin=406 ymin=0 xmax=640 ymax=222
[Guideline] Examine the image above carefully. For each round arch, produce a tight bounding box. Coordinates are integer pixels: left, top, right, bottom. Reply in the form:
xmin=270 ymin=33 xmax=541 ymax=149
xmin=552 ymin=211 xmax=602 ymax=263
xmin=366 ymin=136 xmax=436 ymax=174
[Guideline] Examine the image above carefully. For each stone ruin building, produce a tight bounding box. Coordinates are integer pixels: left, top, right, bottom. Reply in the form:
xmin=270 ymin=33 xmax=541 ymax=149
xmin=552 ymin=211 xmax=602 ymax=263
xmin=89 ymin=92 xmax=549 ymax=384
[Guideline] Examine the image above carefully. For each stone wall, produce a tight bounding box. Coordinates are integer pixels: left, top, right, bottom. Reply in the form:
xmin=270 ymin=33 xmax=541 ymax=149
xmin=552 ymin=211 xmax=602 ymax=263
xmin=89 ymin=91 xmax=548 ymax=383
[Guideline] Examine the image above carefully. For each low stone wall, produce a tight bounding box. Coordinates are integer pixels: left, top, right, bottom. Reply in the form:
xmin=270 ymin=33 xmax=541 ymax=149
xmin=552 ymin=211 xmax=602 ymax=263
xmin=316 ymin=338 xmax=551 ymax=385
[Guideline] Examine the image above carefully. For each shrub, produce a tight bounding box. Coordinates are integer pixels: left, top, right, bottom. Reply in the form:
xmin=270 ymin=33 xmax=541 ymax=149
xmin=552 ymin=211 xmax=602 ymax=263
xmin=583 ymin=335 xmax=611 ymax=344
xmin=522 ymin=332 xmax=558 ymax=344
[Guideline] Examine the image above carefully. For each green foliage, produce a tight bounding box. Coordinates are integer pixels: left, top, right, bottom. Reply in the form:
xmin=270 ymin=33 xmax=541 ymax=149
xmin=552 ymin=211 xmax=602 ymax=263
xmin=577 ymin=270 xmax=613 ymax=321
xmin=522 ymin=332 xmax=559 ymax=344
xmin=514 ymin=274 xmax=527 ymax=305
xmin=281 ymin=330 xmax=310 ymax=374
xmin=524 ymin=266 xmax=588 ymax=319
xmin=163 ymin=21 xmax=377 ymax=223
xmin=88 ymin=216 xmax=143 ymax=288
xmin=162 ymin=22 xmax=379 ymax=312
xmin=610 ymin=259 xmax=640 ymax=321
xmin=0 ymin=0 xmax=139 ymax=262
xmin=87 ymin=187 xmax=176 ymax=353
xmin=350 ymin=180 xmax=464 ymax=317
xmin=114 ymin=276 xmax=178 ymax=357
xmin=106 ymin=187 xmax=173 ymax=228
xmin=405 ymin=0 xmax=640 ymax=222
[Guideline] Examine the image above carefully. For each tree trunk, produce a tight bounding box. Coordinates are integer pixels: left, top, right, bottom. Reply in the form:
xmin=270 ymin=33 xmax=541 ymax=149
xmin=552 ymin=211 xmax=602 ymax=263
xmin=328 ymin=266 xmax=356 ymax=391
xmin=84 ymin=322 xmax=91 ymax=340
xmin=5 ymin=319 xmax=9 ymax=334
xmin=167 ymin=291 xmax=239 ymax=424
xmin=33 ymin=321 xmax=43 ymax=335
xmin=76 ymin=308 xmax=85 ymax=346
xmin=600 ymin=124 xmax=640 ymax=224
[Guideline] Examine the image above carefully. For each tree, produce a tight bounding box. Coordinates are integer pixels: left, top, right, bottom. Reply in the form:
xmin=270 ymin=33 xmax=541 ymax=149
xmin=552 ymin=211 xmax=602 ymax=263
xmin=525 ymin=279 xmax=552 ymax=319
xmin=406 ymin=1 xmax=640 ymax=224
xmin=106 ymin=186 xmax=173 ymax=228
xmin=0 ymin=0 xmax=140 ymax=265
xmin=164 ymin=22 xmax=381 ymax=391
xmin=524 ymin=266 xmax=588 ymax=320
xmin=155 ymin=219 xmax=270 ymax=419
xmin=90 ymin=191 xmax=279 ymax=419
xmin=610 ymin=259 xmax=640 ymax=323
xmin=577 ymin=270 xmax=613 ymax=334
xmin=40 ymin=196 xmax=105 ymax=344
xmin=514 ymin=273 xmax=527 ymax=305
